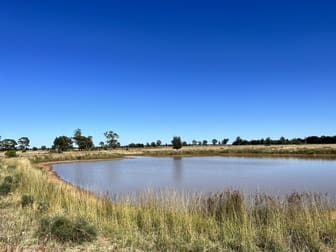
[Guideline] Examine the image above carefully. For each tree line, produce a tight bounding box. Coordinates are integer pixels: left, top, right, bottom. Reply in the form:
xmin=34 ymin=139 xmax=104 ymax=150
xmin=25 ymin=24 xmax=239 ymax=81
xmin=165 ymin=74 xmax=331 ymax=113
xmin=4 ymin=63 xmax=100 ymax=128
xmin=52 ymin=129 xmax=120 ymax=152
xmin=127 ymin=138 xmax=230 ymax=148
xmin=1 ymin=133 xmax=336 ymax=153
xmin=232 ymin=135 xmax=336 ymax=145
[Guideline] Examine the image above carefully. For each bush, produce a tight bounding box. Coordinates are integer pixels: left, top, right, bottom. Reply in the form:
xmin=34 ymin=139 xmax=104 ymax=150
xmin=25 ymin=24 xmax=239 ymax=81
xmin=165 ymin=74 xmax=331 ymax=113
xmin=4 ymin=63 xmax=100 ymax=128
xmin=38 ymin=216 xmax=97 ymax=243
xmin=0 ymin=183 xmax=12 ymax=196
xmin=5 ymin=150 xmax=17 ymax=158
xmin=37 ymin=200 xmax=50 ymax=213
xmin=21 ymin=194 xmax=34 ymax=207
xmin=4 ymin=176 xmax=13 ymax=184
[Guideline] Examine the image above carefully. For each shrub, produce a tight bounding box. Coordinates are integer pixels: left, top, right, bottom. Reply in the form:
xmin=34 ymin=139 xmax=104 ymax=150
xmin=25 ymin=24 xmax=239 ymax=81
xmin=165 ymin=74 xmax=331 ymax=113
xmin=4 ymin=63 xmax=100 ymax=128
xmin=5 ymin=150 xmax=17 ymax=158
xmin=21 ymin=194 xmax=34 ymax=208
xmin=38 ymin=216 xmax=97 ymax=243
xmin=37 ymin=200 xmax=50 ymax=213
xmin=4 ymin=176 xmax=13 ymax=184
xmin=0 ymin=183 xmax=12 ymax=196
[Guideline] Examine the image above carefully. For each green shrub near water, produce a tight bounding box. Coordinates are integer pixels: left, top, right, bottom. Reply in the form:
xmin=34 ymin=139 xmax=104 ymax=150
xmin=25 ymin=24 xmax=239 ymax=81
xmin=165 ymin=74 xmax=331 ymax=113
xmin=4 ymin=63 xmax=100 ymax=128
xmin=38 ymin=215 xmax=97 ymax=243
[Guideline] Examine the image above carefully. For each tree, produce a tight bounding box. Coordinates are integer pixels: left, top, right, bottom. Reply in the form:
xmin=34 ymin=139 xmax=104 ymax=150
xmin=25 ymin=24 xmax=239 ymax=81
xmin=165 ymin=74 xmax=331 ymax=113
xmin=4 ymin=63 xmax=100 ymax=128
xmin=192 ymin=140 xmax=197 ymax=146
xmin=18 ymin=137 xmax=30 ymax=152
xmin=73 ymin=129 xmax=94 ymax=150
xmin=156 ymin=140 xmax=162 ymax=147
xmin=52 ymin=136 xmax=73 ymax=152
xmin=265 ymin=137 xmax=271 ymax=146
xmin=99 ymin=141 xmax=105 ymax=149
xmin=202 ymin=140 xmax=208 ymax=146
xmin=212 ymin=139 xmax=218 ymax=145
xmin=104 ymin=130 xmax=119 ymax=149
xmin=279 ymin=136 xmax=287 ymax=145
xmin=232 ymin=136 xmax=243 ymax=145
xmin=171 ymin=136 xmax=182 ymax=150
xmin=1 ymin=139 xmax=17 ymax=150
xmin=221 ymin=138 xmax=229 ymax=145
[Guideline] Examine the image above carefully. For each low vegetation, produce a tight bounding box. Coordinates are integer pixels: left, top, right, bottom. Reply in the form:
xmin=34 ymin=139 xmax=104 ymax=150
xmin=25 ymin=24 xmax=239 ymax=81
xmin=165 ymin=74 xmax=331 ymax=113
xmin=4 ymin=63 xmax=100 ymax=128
xmin=1 ymin=157 xmax=336 ymax=251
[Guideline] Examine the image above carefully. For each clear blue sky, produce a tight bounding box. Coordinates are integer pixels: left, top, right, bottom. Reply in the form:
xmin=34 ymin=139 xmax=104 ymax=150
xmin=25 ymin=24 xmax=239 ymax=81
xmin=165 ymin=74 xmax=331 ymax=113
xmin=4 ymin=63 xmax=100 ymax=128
xmin=1 ymin=0 xmax=335 ymax=147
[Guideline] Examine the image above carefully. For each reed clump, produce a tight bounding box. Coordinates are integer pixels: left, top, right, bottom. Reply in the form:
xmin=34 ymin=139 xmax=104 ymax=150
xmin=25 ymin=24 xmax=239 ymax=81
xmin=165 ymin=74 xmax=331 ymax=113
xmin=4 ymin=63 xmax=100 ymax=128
xmin=1 ymin=157 xmax=336 ymax=251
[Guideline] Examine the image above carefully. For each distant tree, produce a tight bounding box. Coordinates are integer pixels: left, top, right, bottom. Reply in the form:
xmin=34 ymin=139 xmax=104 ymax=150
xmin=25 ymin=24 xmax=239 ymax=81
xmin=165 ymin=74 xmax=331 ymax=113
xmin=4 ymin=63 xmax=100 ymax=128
xmin=52 ymin=136 xmax=73 ymax=152
xmin=212 ymin=139 xmax=218 ymax=145
xmin=232 ymin=136 xmax=243 ymax=145
xmin=18 ymin=137 xmax=30 ymax=152
xmin=171 ymin=136 xmax=182 ymax=150
xmin=41 ymin=145 xmax=47 ymax=151
xmin=202 ymin=140 xmax=208 ymax=146
xmin=151 ymin=142 xmax=156 ymax=147
xmin=192 ymin=140 xmax=197 ymax=146
xmin=129 ymin=143 xmax=145 ymax=148
xmin=73 ymin=129 xmax=94 ymax=150
xmin=221 ymin=138 xmax=229 ymax=145
xmin=279 ymin=136 xmax=287 ymax=145
xmin=156 ymin=140 xmax=162 ymax=147
xmin=104 ymin=130 xmax=119 ymax=148
xmin=99 ymin=141 xmax=105 ymax=149
xmin=265 ymin=137 xmax=271 ymax=146
xmin=182 ymin=141 xmax=188 ymax=146
xmin=1 ymin=139 xmax=17 ymax=150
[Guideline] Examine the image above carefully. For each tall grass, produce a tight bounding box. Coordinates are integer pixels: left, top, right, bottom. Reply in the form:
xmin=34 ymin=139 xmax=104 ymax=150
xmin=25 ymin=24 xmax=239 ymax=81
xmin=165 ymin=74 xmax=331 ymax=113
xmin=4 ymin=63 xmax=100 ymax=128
xmin=1 ymin=158 xmax=336 ymax=251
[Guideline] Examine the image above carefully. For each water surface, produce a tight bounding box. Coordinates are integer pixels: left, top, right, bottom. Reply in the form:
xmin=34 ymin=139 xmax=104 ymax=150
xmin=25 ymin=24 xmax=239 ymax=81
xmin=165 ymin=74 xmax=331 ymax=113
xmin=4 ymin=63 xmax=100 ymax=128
xmin=52 ymin=156 xmax=336 ymax=196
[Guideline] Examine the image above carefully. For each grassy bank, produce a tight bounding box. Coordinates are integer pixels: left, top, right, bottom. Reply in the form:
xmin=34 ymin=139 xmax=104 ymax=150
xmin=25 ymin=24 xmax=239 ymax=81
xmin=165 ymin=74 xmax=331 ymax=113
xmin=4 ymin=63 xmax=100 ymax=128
xmin=1 ymin=158 xmax=336 ymax=251
xmin=2 ymin=144 xmax=336 ymax=163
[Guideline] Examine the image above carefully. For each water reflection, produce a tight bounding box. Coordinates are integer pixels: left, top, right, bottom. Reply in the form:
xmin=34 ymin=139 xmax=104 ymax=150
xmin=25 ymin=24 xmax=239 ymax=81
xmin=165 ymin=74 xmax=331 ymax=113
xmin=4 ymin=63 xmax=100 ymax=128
xmin=172 ymin=157 xmax=183 ymax=181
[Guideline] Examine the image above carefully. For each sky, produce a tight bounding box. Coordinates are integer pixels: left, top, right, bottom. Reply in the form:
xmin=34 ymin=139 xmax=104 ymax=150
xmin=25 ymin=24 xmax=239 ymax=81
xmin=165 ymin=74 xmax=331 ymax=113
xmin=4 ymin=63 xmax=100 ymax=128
xmin=0 ymin=0 xmax=335 ymax=147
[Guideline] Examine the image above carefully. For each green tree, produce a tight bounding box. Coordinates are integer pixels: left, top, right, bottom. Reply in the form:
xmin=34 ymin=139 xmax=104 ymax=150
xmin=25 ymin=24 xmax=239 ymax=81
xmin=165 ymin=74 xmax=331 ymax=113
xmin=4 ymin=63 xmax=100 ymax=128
xmin=202 ymin=140 xmax=208 ymax=146
xmin=52 ymin=136 xmax=73 ymax=152
xmin=192 ymin=140 xmax=197 ymax=146
xmin=99 ymin=141 xmax=105 ymax=149
xmin=265 ymin=137 xmax=271 ymax=146
xmin=104 ymin=131 xmax=119 ymax=148
xmin=212 ymin=139 xmax=218 ymax=145
xmin=279 ymin=136 xmax=287 ymax=145
xmin=18 ymin=137 xmax=30 ymax=152
xmin=232 ymin=136 xmax=243 ymax=145
xmin=1 ymin=139 xmax=17 ymax=150
xmin=73 ymin=129 xmax=94 ymax=150
xmin=156 ymin=140 xmax=162 ymax=147
xmin=221 ymin=138 xmax=229 ymax=145
xmin=171 ymin=136 xmax=182 ymax=150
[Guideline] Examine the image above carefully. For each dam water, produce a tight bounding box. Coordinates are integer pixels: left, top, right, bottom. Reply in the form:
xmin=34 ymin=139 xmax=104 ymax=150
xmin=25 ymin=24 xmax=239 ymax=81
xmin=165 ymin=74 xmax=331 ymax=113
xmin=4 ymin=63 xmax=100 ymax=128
xmin=52 ymin=156 xmax=336 ymax=196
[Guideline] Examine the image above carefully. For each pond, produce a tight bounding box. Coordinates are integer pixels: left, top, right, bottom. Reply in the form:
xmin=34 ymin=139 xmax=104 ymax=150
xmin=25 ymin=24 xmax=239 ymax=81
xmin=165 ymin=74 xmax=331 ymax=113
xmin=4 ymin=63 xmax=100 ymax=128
xmin=52 ymin=156 xmax=336 ymax=196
